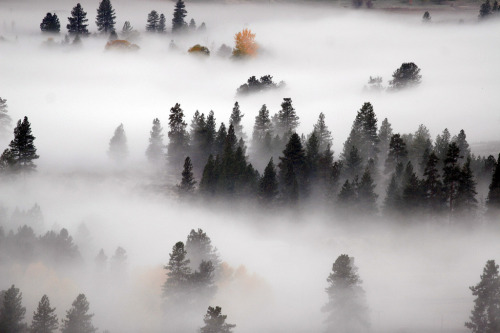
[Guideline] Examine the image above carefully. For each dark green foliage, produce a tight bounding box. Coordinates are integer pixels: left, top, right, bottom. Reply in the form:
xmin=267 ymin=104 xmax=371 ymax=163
xmin=40 ymin=13 xmax=61 ymax=33
xmin=61 ymin=294 xmax=97 ymax=333
xmin=67 ymin=3 xmax=89 ymax=35
xmin=199 ymin=155 xmax=217 ymax=195
xmin=323 ymin=254 xmax=369 ymax=333
xmin=479 ymin=0 xmax=492 ymax=18
xmin=237 ymin=75 xmax=284 ymax=95
xmin=146 ymin=10 xmax=159 ymax=32
xmin=465 ymin=260 xmax=500 ymax=333
xmin=158 ymin=14 xmax=166 ymax=33
xmin=31 ymin=295 xmax=58 ymax=333
xmin=423 ymin=11 xmax=431 ymax=21
xmin=377 ymin=118 xmax=393 ymax=164
xmin=259 ymin=158 xmax=279 ymax=205
xmin=408 ymin=124 xmax=432 ymax=174
xmin=278 ymin=133 xmax=307 ymax=204
xmin=163 ymin=241 xmax=191 ymax=301
xmin=357 ymin=169 xmax=378 ymax=214
xmin=189 ymin=18 xmax=196 ymax=30
xmin=7 ymin=116 xmax=39 ymax=173
xmin=389 ymin=62 xmax=422 ymax=90
xmin=95 ymin=0 xmax=116 ymax=34
xmin=384 ymin=134 xmax=408 ymax=175
xmin=275 ymin=98 xmax=299 ymax=138
xmin=146 ymin=118 xmax=165 ymax=165
xmin=108 ymin=123 xmax=128 ymax=162
xmin=443 ymin=142 xmax=462 ymax=215
xmin=200 ymin=306 xmax=235 ymax=333
xmin=0 ymin=285 xmax=26 ymax=333
xmin=229 ymin=102 xmax=245 ymax=140
xmin=172 ymin=0 xmax=187 ymax=32
xmin=434 ymin=128 xmax=451 ymax=170
xmin=167 ymin=103 xmax=189 ymax=170
xmin=487 ymin=154 xmax=500 ymax=216
xmin=178 ymin=157 xmax=196 ymax=196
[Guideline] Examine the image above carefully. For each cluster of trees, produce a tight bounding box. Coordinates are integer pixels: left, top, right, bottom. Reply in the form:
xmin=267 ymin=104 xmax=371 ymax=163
xmin=366 ymin=62 xmax=422 ymax=92
xmin=0 ymin=286 xmax=97 ymax=333
xmin=479 ymin=0 xmax=500 ymax=18
xmin=236 ymin=75 xmax=285 ymax=95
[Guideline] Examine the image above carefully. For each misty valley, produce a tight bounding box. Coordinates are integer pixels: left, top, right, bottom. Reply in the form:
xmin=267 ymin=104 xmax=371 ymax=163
xmin=0 ymin=0 xmax=499 ymax=332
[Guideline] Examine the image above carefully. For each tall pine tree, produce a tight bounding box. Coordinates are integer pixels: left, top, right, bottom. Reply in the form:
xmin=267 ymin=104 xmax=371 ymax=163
xmin=30 ymin=295 xmax=58 ymax=333
xmin=67 ymin=3 xmax=89 ymax=35
xmin=0 ymin=285 xmax=26 ymax=333
xmin=61 ymin=294 xmax=97 ymax=333
xmin=172 ymin=0 xmax=187 ymax=32
xmin=8 ymin=116 xmax=39 ymax=173
xmin=167 ymin=103 xmax=189 ymax=169
xmin=486 ymin=153 xmax=500 ymax=216
xmin=95 ymin=0 xmax=116 ymax=34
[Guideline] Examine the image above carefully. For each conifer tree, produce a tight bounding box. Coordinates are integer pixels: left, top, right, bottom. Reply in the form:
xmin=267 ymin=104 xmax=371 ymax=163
xmin=189 ymin=18 xmax=196 ymax=30
xmin=199 ymin=155 xmax=217 ymax=195
xmin=486 ymin=154 xmax=500 ymax=216
xmin=40 ymin=13 xmax=61 ymax=33
xmin=323 ymin=254 xmax=369 ymax=333
xmin=229 ymin=102 xmax=245 ymax=140
xmin=377 ymin=117 xmax=393 ymax=163
xmin=455 ymin=157 xmax=478 ymax=216
xmin=337 ymin=179 xmax=356 ymax=209
xmin=146 ymin=118 xmax=165 ymax=165
xmin=31 ymin=295 xmax=58 ymax=333
xmin=276 ymin=98 xmax=299 ymax=137
xmin=8 ymin=116 xmax=39 ymax=173
xmin=313 ymin=112 xmax=333 ymax=152
xmin=344 ymin=146 xmax=363 ymax=180
xmin=443 ymin=142 xmax=462 ymax=215
xmin=214 ymin=123 xmax=227 ymax=156
xmin=384 ymin=134 xmax=408 ymax=175
xmin=163 ymin=241 xmax=191 ymax=301
xmin=185 ymin=229 xmax=220 ymax=270
xmin=122 ymin=21 xmax=133 ymax=36
xmin=383 ymin=162 xmax=404 ymax=216
xmin=389 ymin=62 xmax=422 ymax=90
xmin=259 ymin=158 xmax=279 ymax=204
xmin=401 ymin=162 xmax=423 ymax=214
xmin=172 ymin=0 xmax=187 ymax=32
xmin=0 ymin=97 xmax=11 ymax=137
xmin=251 ymin=104 xmax=272 ymax=157
xmin=178 ymin=156 xmax=196 ymax=195
xmin=422 ymin=151 xmax=445 ymax=215
xmin=465 ymin=260 xmax=500 ymax=333
xmin=158 ymin=14 xmax=166 ymax=33
xmin=408 ymin=124 xmax=432 ymax=173
xmin=167 ymin=103 xmax=189 ymax=169
xmin=479 ymin=0 xmax=492 ymax=18
xmin=95 ymin=0 xmax=116 ymax=34
xmin=279 ymin=133 xmax=307 ymax=203
xmin=200 ymin=306 xmax=235 ymax=333
xmin=357 ymin=168 xmax=378 ymax=214
xmin=108 ymin=123 xmax=128 ymax=162
xmin=67 ymin=3 xmax=89 ymax=35
xmin=306 ymin=132 xmax=320 ymax=183
xmin=61 ymin=294 xmax=97 ymax=333
xmin=146 ymin=10 xmax=159 ymax=32
xmin=0 ymin=285 xmax=26 ymax=333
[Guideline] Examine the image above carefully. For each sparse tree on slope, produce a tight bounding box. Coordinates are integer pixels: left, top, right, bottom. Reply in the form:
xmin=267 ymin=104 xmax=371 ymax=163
xmin=67 ymin=3 xmax=89 ymax=35
xmin=259 ymin=158 xmax=279 ymax=204
xmin=31 ymin=295 xmax=58 ymax=333
xmin=229 ymin=102 xmax=245 ymax=140
xmin=108 ymin=123 xmax=128 ymax=162
xmin=389 ymin=62 xmax=421 ymax=90
xmin=200 ymin=306 xmax=235 ymax=333
xmin=276 ymin=98 xmax=299 ymax=138
xmin=0 ymin=285 xmax=26 ymax=333
xmin=95 ymin=0 xmax=116 ymax=34
xmin=146 ymin=10 xmax=159 ymax=32
xmin=465 ymin=260 xmax=500 ymax=333
xmin=163 ymin=241 xmax=191 ymax=301
xmin=61 ymin=294 xmax=97 ymax=333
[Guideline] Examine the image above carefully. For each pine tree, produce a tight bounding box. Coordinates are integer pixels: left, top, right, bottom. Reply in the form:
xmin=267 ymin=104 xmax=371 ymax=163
xmin=479 ymin=0 xmax=492 ymax=18
xmin=214 ymin=123 xmax=227 ymax=156
xmin=8 ymin=116 xmax=39 ymax=173
xmin=31 ymin=295 xmax=58 ymax=333
xmin=178 ymin=156 xmax=196 ymax=195
xmin=486 ymin=154 xmax=500 ymax=216
xmin=185 ymin=229 xmax=220 ymax=272
xmin=158 ymin=14 xmax=166 ymax=33
xmin=0 ymin=97 xmax=11 ymax=137
xmin=323 ymin=255 xmax=369 ymax=333
xmin=172 ymin=0 xmax=187 ymax=32
xmin=383 ymin=162 xmax=404 ymax=216
xmin=422 ymin=11 xmax=431 ymax=21
xmin=276 ymin=98 xmax=299 ymax=137
xmin=163 ymin=241 xmax=192 ymax=301
xmin=229 ymin=102 xmax=245 ymax=140
xmin=122 ymin=21 xmax=133 ymax=36
xmin=384 ymin=134 xmax=408 ymax=175
xmin=167 ymin=103 xmax=189 ymax=169
xmin=455 ymin=157 xmax=478 ymax=217
xmin=401 ymin=162 xmax=423 ymax=214
xmin=61 ymin=294 xmax=96 ymax=333
xmin=200 ymin=306 xmax=235 ymax=333
xmin=465 ymin=260 xmax=500 ymax=333
xmin=95 ymin=0 xmax=116 ymax=34
xmin=313 ymin=112 xmax=333 ymax=152
xmin=389 ymin=62 xmax=422 ymax=90
xmin=408 ymin=124 xmax=432 ymax=173
xmin=258 ymin=158 xmax=279 ymax=204
xmin=357 ymin=168 xmax=378 ymax=214
xmin=40 ymin=13 xmax=61 ymax=33
xmin=0 ymin=285 xmax=26 ymax=333
xmin=67 ymin=3 xmax=89 ymax=35
xmin=434 ymin=128 xmax=451 ymax=170
xmin=146 ymin=10 xmax=159 ymax=32
xmin=453 ymin=129 xmax=471 ymax=162
xmin=189 ymin=18 xmax=196 ymax=30
xmin=251 ymin=104 xmax=272 ymax=156
xmin=443 ymin=142 xmax=461 ymax=216
xmin=378 ymin=118 xmax=393 ymax=163
xmin=337 ymin=179 xmax=356 ymax=209
xmin=199 ymin=155 xmax=217 ymax=195
xmin=146 ymin=118 xmax=165 ymax=165
xmin=422 ymin=151 xmax=445 ymax=215
xmin=108 ymin=123 xmax=128 ymax=162
xmin=278 ymin=133 xmax=307 ymax=203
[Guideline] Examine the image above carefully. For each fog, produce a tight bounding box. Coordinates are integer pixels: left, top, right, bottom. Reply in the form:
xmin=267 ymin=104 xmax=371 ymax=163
xmin=0 ymin=0 xmax=499 ymax=332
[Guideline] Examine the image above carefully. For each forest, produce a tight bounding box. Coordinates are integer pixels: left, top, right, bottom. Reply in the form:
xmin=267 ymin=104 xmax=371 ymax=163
xmin=0 ymin=0 xmax=499 ymax=332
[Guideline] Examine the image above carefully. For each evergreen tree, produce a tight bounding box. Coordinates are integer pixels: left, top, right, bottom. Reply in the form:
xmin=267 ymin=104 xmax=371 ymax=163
xmin=8 ymin=116 xmax=39 ymax=173
xmin=95 ymin=0 xmax=116 ymax=34
xmin=344 ymin=145 xmax=363 ymax=180
xmin=40 ymin=13 xmax=61 ymax=33
xmin=423 ymin=11 xmax=431 ymax=21
xmin=67 ymin=4 xmax=89 ymax=35
xmin=31 ymin=295 xmax=58 ymax=333
xmin=357 ymin=168 xmax=378 ymax=214
xmin=455 ymin=157 xmax=478 ymax=217
xmin=178 ymin=156 xmax=196 ymax=196
xmin=199 ymin=155 xmax=217 ymax=195
xmin=258 ymin=158 xmax=279 ymax=205
xmin=0 ymin=285 xmax=26 ymax=333
xmin=313 ymin=112 xmax=333 ymax=152
xmin=185 ymin=229 xmax=220 ymax=272
xmin=384 ymin=134 xmax=408 ymax=175
xmin=422 ymin=151 xmax=445 ymax=215
xmin=61 ymin=294 xmax=97 ymax=333
xmin=378 ymin=118 xmax=393 ymax=163
xmin=200 ymin=306 xmax=235 ymax=333
xmin=167 ymin=103 xmax=189 ymax=169
xmin=189 ymin=18 xmax=196 ymax=30
xmin=214 ymin=123 xmax=227 ymax=157
xmin=323 ymin=254 xmax=369 ymax=333
xmin=158 ymin=14 xmax=166 ymax=33
xmin=172 ymin=0 xmax=187 ymax=32
xmin=146 ymin=10 xmax=159 ymax=32
xmin=0 ymin=148 xmax=17 ymax=174
xmin=122 ymin=21 xmax=133 ymax=37
xmin=278 ymin=133 xmax=307 ymax=204
xmin=108 ymin=123 xmax=128 ymax=162
xmin=486 ymin=153 xmax=500 ymax=216
xmin=443 ymin=142 xmax=462 ymax=215
xmin=465 ymin=260 xmax=500 ymax=333
xmin=337 ymin=179 xmax=356 ymax=209
xmin=434 ymin=128 xmax=451 ymax=170
xmin=383 ymin=162 xmax=404 ymax=216
xmin=146 ymin=118 xmax=165 ymax=165
xmin=275 ymin=98 xmax=299 ymax=138
xmin=453 ymin=129 xmax=471 ymax=162
xmin=479 ymin=0 xmax=492 ymax=18
xmin=229 ymin=102 xmax=245 ymax=140
xmin=306 ymin=131 xmax=320 ymax=183
xmin=163 ymin=241 xmax=191 ymax=301
xmin=389 ymin=62 xmax=422 ymax=90
xmin=251 ymin=104 xmax=272 ymax=157
xmin=0 ymin=97 xmax=11 ymax=137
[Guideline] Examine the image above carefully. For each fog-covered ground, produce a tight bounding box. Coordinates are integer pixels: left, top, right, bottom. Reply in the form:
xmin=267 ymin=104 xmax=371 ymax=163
xmin=0 ymin=0 xmax=499 ymax=332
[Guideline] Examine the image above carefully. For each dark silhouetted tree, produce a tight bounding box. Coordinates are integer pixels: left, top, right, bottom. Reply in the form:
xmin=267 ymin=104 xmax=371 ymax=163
xmin=61 ymin=294 xmax=97 ymax=333
xmin=479 ymin=0 xmax=492 ymax=18
xmin=178 ymin=157 xmax=196 ymax=195
xmin=158 ymin=14 xmax=166 ymax=33
xmin=122 ymin=21 xmax=132 ymax=36
xmin=323 ymin=254 xmax=369 ymax=333
xmin=455 ymin=157 xmax=478 ymax=217
xmin=0 ymin=285 xmax=26 ymax=333
xmin=229 ymin=102 xmax=245 ymax=140
xmin=377 ymin=118 xmax=393 ymax=163
xmin=434 ymin=128 xmax=451 ymax=170
xmin=200 ymin=306 xmax=235 ymax=333
xmin=146 ymin=10 xmax=159 ymax=32
xmin=357 ymin=168 xmax=378 ymax=214
xmin=167 ymin=103 xmax=189 ymax=169
xmin=422 ymin=151 xmax=445 ymax=215
xmin=279 ymin=133 xmax=307 ymax=204
xmin=389 ymin=62 xmax=421 ymax=90
xmin=172 ymin=0 xmax=187 ymax=32
xmin=67 ymin=4 xmax=89 ymax=35
xmin=108 ymin=123 xmax=128 ymax=162
xmin=40 ymin=13 xmax=61 ymax=33
xmin=465 ymin=260 xmax=500 ymax=333
xmin=259 ymin=158 xmax=279 ymax=205
xmin=199 ymin=155 xmax=217 ymax=195
xmin=0 ymin=97 xmax=11 ymax=137
xmin=31 ymin=295 xmax=58 ymax=333
xmin=189 ymin=18 xmax=196 ymax=30
xmin=486 ymin=154 xmax=500 ymax=216
xmin=313 ymin=112 xmax=333 ymax=152
xmin=146 ymin=118 xmax=165 ymax=165
xmin=8 ymin=116 xmax=39 ymax=173
xmin=95 ymin=0 xmax=116 ymax=34
xmin=275 ymin=98 xmax=299 ymax=138
xmin=384 ymin=134 xmax=407 ymax=175
xmin=453 ymin=129 xmax=471 ymax=162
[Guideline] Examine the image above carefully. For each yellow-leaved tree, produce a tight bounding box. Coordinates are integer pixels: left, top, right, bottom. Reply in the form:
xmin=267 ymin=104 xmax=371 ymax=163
xmin=232 ymin=28 xmax=258 ymax=58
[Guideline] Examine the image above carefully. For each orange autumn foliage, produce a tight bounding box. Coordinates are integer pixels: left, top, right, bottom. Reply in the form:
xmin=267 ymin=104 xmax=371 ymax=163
xmin=105 ymin=39 xmax=140 ymax=52
xmin=232 ymin=28 xmax=258 ymax=58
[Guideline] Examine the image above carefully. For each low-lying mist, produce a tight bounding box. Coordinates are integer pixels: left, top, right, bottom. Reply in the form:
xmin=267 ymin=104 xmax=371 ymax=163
xmin=0 ymin=0 xmax=499 ymax=332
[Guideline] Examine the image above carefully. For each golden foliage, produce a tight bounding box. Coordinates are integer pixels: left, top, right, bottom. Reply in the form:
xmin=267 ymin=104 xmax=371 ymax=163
xmin=188 ymin=44 xmax=210 ymax=56
xmin=105 ymin=39 xmax=140 ymax=52
xmin=232 ymin=28 xmax=258 ymax=58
